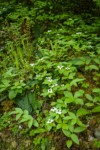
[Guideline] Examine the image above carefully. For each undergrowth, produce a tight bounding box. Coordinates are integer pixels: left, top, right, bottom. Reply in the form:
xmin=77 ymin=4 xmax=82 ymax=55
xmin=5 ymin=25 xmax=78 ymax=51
xmin=0 ymin=0 xmax=100 ymax=149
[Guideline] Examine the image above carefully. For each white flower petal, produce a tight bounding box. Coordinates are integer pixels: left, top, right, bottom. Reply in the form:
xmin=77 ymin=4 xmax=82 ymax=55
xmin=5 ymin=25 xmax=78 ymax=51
xmin=48 ymin=30 xmax=52 ymax=32
xmin=30 ymin=63 xmax=35 ymax=66
xmin=47 ymin=119 xmax=54 ymax=123
xmin=57 ymin=66 xmax=64 ymax=70
xmin=56 ymin=109 xmax=62 ymax=114
xmin=54 ymin=84 xmax=58 ymax=86
xmin=48 ymin=88 xmax=53 ymax=93
xmin=50 ymin=107 xmax=57 ymax=112
xmin=65 ymin=67 xmax=70 ymax=70
xmin=76 ymin=32 xmax=82 ymax=35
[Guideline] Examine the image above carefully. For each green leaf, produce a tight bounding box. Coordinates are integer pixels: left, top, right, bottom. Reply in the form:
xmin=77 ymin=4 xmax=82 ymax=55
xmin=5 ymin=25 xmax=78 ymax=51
xmin=57 ymin=99 xmax=63 ymax=104
xmin=70 ymin=78 xmax=84 ymax=86
xmin=74 ymin=127 xmax=86 ymax=133
xmin=23 ymin=110 xmax=29 ymax=115
xmin=16 ymin=113 xmax=22 ymax=120
xmin=68 ymin=112 xmax=76 ymax=118
xmin=70 ymin=58 xmax=85 ymax=66
xmin=68 ymin=72 xmax=75 ymax=79
xmin=65 ymin=98 xmax=74 ymax=103
xmin=85 ymin=103 xmax=94 ymax=107
xmin=86 ymin=65 xmax=99 ymax=71
xmin=15 ymin=108 xmax=23 ymax=113
xmin=20 ymin=114 xmax=33 ymax=123
xmin=64 ymin=116 xmax=72 ymax=120
xmin=92 ymin=106 xmax=100 ymax=113
xmin=77 ymin=108 xmax=89 ymax=116
xmin=71 ymin=118 xmax=77 ymax=125
xmin=93 ymin=88 xmax=100 ymax=93
xmin=33 ymin=119 xmax=39 ymax=127
xmin=28 ymin=119 xmax=33 ymax=128
xmin=75 ymin=98 xmax=84 ymax=105
xmin=30 ymin=128 xmax=46 ymax=136
xmin=74 ymin=90 xmax=84 ymax=98
xmin=66 ymin=140 xmax=72 ymax=148
xmin=94 ymin=58 xmax=100 ymax=64
xmin=16 ymin=95 xmax=32 ymax=113
xmin=28 ymin=93 xmax=42 ymax=111
xmin=9 ymin=90 xmax=17 ymax=99
xmin=62 ymin=129 xmax=71 ymax=137
xmin=46 ymin=125 xmax=52 ymax=131
xmin=69 ymin=125 xmax=74 ymax=132
xmin=10 ymin=108 xmax=23 ymax=115
xmin=62 ymin=123 xmax=69 ymax=130
xmin=64 ymin=91 xmax=73 ymax=98
xmin=20 ymin=117 xmax=29 ymax=123
xmin=41 ymin=143 xmax=46 ymax=150
xmin=85 ymin=94 xmax=93 ymax=101
xmin=57 ymin=123 xmax=62 ymax=129
xmin=71 ymin=134 xmax=79 ymax=145
xmin=77 ymin=120 xmax=86 ymax=127
xmin=2 ymin=79 xmax=10 ymax=87
xmin=51 ymin=102 xmax=56 ymax=106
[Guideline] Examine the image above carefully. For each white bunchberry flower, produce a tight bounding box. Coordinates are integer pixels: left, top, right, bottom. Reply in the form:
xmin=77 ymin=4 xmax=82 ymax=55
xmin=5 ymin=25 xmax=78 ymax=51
xmin=46 ymin=77 xmax=53 ymax=82
xmin=50 ymin=107 xmax=57 ymax=112
xmin=51 ymin=84 xmax=58 ymax=88
xmin=88 ymin=45 xmax=93 ymax=48
xmin=68 ymin=18 xmax=72 ymax=20
xmin=88 ymin=42 xmax=92 ymax=44
xmin=19 ymin=125 xmax=22 ymax=129
xmin=36 ymin=75 xmax=40 ymax=77
xmin=77 ymin=27 xmax=80 ymax=30
xmin=50 ymin=107 xmax=62 ymax=114
xmin=56 ymin=109 xmax=62 ymax=114
xmin=48 ymin=79 xmax=53 ymax=82
xmin=65 ymin=67 xmax=70 ymax=70
xmin=48 ymin=78 xmax=53 ymax=82
xmin=39 ymin=58 xmax=43 ymax=61
xmin=57 ymin=66 xmax=64 ymax=70
xmin=30 ymin=63 xmax=35 ymax=66
xmin=46 ymin=77 xmax=51 ymax=79
xmin=31 ymin=89 xmax=34 ymax=92
xmin=48 ymin=30 xmax=52 ymax=32
xmin=76 ymin=32 xmax=82 ymax=35
xmin=38 ymin=58 xmax=43 ymax=61
xmin=47 ymin=119 xmax=54 ymax=124
xmin=48 ymin=88 xmax=53 ymax=93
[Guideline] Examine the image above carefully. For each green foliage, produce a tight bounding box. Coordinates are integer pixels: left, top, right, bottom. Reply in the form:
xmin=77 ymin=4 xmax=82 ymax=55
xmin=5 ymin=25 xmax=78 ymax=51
xmin=10 ymin=108 xmax=39 ymax=128
xmin=92 ymin=106 xmax=100 ymax=113
xmin=0 ymin=112 xmax=11 ymax=131
xmin=33 ymin=136 xmax=50 ymax=150
xmin=93 ymin=139 xmax=100 ymax=148
xmin=0 ymin=0 xmax=100 ymax=149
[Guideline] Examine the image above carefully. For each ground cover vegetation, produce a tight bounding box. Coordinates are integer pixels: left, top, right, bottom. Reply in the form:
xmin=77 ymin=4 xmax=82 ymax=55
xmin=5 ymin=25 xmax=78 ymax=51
xmin=0 ymin=0 xmax=100 ymax=149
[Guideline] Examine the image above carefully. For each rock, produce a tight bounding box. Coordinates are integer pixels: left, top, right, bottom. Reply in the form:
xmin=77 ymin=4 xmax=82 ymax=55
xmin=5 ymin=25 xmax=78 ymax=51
xmin=94 ymin=127 xmax=100 ymax=140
